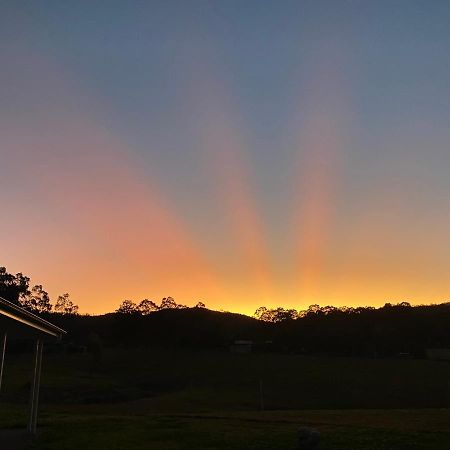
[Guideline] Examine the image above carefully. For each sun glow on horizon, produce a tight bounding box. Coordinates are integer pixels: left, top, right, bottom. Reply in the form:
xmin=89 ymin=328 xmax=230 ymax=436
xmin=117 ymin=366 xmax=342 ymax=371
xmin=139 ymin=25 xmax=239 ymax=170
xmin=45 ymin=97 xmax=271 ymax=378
xmin=2 ymin=4 xmax=450 ymax=315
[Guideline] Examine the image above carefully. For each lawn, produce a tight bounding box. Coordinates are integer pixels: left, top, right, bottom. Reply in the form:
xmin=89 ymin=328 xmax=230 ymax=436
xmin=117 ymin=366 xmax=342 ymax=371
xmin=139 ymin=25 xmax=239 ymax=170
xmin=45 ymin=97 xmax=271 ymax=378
xmin=1 ymin=406 xmax=449 ymax=449
xmin=1 ymin=349 xmax=450 ymax=448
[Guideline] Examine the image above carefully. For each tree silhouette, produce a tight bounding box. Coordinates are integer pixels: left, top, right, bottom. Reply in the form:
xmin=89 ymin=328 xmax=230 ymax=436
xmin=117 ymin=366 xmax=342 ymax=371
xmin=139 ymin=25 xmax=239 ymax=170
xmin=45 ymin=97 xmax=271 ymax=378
xmin=254 ymin=306 xmax=269 ymax=320
xmin=0 ymin=266 xmax=30 ymax=304
xmin=55 ymin=293 xmax=79 ymax=315
xmin=195 ymin=301 xmax=206 ymax=308
xmin=19 ymin=284 xmax=52 ymax=313
xmin=254 ymin=306 xmax=298 ymax=322
xmin=116 ymin=299 xmax=138 ymax=314
xmin=160 ymin=296 xmax=187 ymax=309
xmin=137 ymin=299 xmax=159 ymax=315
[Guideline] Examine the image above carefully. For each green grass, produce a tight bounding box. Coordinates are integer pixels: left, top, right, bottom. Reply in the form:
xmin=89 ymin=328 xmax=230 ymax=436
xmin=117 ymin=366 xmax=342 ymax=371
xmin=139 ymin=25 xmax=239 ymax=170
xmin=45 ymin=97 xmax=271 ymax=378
xmin=5 ymin=348 xmax=450 ymax=410
xmin=2 ymin=407 xmax=447 ymax=449
xmin=2 ymin=349 xmax=450 ymax=448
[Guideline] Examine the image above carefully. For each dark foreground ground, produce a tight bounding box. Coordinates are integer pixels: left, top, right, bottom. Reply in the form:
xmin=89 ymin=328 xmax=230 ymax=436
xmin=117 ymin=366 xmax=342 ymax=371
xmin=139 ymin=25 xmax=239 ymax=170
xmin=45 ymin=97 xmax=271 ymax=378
xmin=2 ymin=349 xmax=450 ymax=449
xmin=3 ymin=405 xmax=450 ymax=449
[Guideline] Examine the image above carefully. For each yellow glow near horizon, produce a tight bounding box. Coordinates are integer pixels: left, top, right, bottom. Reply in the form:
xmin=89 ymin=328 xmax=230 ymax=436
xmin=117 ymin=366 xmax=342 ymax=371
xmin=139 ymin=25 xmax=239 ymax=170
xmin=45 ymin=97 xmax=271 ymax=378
xmin=3 ymin=35 xmax=450 ymax=317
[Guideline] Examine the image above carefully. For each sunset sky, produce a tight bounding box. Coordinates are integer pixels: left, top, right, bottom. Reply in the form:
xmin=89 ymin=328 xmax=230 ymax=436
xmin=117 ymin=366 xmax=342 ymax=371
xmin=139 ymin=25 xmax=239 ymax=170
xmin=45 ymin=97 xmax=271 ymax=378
xmin=2 ymin=1 xmax=450 ymax=315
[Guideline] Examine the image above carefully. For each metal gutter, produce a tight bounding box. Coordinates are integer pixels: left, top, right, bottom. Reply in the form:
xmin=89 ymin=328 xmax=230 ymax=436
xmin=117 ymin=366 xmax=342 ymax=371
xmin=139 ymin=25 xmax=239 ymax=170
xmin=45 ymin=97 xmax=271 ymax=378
xmin=0 ymin=297 xmax=66 ymax=339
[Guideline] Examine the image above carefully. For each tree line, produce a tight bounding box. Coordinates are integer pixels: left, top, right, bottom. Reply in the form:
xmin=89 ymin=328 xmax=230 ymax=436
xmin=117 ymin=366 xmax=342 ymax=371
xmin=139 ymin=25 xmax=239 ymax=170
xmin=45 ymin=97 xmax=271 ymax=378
xmin=3 ymin=264 xmax=450 ymax=358
xmin=0 ymin=266 xmax=78 ymax=315
xmin=253 ymin=302 xmax=413 ymax=322
xmin=116 ymin=298 xmax=206 ymax=314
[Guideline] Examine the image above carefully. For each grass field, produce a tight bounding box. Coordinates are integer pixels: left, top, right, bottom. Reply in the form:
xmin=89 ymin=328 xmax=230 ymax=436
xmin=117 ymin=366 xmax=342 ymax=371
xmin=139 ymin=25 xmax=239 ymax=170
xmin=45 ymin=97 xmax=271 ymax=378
xmin=2 ymin=349 xmax=450 ymax=449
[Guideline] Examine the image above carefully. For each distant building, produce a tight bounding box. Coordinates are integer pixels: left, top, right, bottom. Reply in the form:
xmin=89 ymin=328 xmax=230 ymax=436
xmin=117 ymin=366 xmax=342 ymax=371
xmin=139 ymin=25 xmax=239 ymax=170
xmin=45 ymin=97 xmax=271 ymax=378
xmin=426 ymin=348 xmax=450 ymax=361
xmin=230 ymin=340 xmax=253 ymax=354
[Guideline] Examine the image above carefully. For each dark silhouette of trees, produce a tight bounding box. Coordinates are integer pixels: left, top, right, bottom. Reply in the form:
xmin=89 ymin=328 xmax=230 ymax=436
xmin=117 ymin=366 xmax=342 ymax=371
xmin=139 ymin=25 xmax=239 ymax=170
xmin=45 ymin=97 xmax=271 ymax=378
xmin=249 ymin=301 xmax=446 ymax=357
xmin=116 ymin=299 xmax=139 ymax=314
xmin=160 ymin=296 xmax=187 ymax=309
xmin=19 ymin=284 xmax=52 ymax=313
xmin=5 ymin=263 xmax=450 ymax=359
xmin=28 ymin=295 xmax=450 ymax=359
xmin=254 ymin=306 xmax=269 ymax=320
xmin=254 ymin=306 xmax=298 ymax=322
xmin=0 ymin=266 xmax=65 ymax=314
xmin=137 ymin=299 xmax=158 ymax=315
xmin=55 ymin=293 xmax=79 ymax=315
xmin=117 ymin=296 xmax=189 ymax=315
xmin=0 ymin=266 xmax=30 ymax=304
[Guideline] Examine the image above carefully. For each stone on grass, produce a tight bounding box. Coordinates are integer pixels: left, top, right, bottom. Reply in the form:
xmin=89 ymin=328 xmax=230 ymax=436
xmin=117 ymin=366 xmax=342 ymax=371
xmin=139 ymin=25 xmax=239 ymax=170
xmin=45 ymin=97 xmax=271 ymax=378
xmin=297 ymin=426 xmax=320 ymax=449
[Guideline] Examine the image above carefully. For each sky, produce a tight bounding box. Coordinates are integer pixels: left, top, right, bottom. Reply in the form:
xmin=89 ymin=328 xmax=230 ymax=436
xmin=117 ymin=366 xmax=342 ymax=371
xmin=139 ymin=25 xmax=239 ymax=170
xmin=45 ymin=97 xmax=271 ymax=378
xmin=1 ymin=1 xmax=450 ymax=315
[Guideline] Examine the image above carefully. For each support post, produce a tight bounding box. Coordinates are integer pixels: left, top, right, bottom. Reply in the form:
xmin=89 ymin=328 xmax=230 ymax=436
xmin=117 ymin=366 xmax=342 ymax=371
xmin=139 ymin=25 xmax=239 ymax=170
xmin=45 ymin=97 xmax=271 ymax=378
xmin=0 ymin=332 xmax=6 ymax=392
xmin=28 ymin=338 xmax=43 ymax=434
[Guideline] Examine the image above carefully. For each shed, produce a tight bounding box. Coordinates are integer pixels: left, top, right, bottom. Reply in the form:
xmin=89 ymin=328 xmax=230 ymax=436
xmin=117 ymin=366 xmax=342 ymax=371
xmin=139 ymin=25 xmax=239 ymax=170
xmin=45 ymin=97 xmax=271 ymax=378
xmin=0 ymin=296 xmax=66 ymax=433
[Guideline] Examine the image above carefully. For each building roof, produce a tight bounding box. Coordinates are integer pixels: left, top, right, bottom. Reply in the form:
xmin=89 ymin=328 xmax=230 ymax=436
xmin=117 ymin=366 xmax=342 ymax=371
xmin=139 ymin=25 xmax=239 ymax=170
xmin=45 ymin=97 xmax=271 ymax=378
xmin=0 ymin=297 xmax=66 ymax=340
